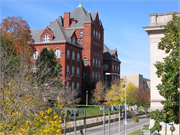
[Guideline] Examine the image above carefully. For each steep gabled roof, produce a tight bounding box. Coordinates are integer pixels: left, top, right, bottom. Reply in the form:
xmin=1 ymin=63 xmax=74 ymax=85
xmin=68 ymin=6 xmax=87 ymax=29
xmin=84 ymin=12 xmax=93 ymax=23
xmin=90 ymin=13 xmax=96 ymax=21
xmin=31 ymin=20 xmax=83 ymax=48
xmin=103 ymin=44 xmax=121 ymax=63
xmin=31 ymin=29 xmax=44 ymax=42
xmin=58 ymin=14 xmax=63 ymax=25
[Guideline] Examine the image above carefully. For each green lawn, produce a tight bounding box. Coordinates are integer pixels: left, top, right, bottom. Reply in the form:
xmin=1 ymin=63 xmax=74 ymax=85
xmin=68 ymin=105 xmax=120 ymax=117
xmin=128 ymin=126 xmax=149 ymax=135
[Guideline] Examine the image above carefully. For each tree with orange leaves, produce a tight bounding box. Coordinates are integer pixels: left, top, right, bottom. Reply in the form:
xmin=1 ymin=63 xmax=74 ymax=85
xmin=92 ymin=81 xmax=107 ymax=119
xmin=0 ymin=16 xmax=34 ymax=58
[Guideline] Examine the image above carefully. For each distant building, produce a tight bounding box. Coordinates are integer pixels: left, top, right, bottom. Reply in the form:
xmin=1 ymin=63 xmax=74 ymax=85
xmin=144 ymin=12 xmax=180 ymax=135
xmin=121 ymin=74 xmax=150 ymax=90
xmin=31 ymin=2 xmax=121 ymax=93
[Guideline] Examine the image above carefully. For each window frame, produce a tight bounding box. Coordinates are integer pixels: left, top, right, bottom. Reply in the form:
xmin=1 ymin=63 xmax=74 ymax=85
xmin=80 ymin=39 xmax=83 ymax=44
xmin=43 ymin=34 xmax=50 ymax=42
xmin=77 ymin=82 xmax=80 ymax=92
xmin=72 ymin=52 xmax=75 ymax=60
xmin=72 ymin=82 xmax=75 ymax=90
xmin=72 ymin=66 xmax=75 ymax=76
xmin=72 ymin=37 xmax=75 ymax=44
xmin=54 ymin=49 xmax=61 ymax=58
xmin=32 ymin=50 xmax=39 ymax=59
xmin=80 ymin=31 xmax=83 ymax=36
xmin=77 ymin=67 xmax=80 ymax=77
xmin=77 ymin=53 xmax=80 ymax=61
xmin=67 ymin=50 xmax=70 ymax=59
xmin=84 ymin=57 xmax=87 ymax=65
xmin=67 ymin=65 xmax=70 ymax=75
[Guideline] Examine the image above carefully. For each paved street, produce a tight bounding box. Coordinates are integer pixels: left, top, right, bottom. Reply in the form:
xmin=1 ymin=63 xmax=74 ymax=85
xmin=67 ymin=114 xmax=149 ymax=135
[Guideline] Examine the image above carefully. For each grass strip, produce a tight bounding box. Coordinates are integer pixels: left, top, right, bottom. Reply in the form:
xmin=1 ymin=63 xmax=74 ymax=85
xmin=128 ymin=126 xmax=149 ymax=135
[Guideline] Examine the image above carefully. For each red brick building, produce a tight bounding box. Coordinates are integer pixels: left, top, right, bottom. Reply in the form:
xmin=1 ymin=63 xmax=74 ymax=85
xmin=31 ymin=3 xmax=121 ymax=93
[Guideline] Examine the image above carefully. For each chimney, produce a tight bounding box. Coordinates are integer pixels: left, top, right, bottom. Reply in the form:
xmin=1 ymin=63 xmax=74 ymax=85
xmin=64 ymin=12 xmax=70 ymax=28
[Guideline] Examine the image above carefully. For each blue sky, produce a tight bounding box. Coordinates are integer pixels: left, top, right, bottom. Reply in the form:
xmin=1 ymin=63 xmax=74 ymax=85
xmin=1 ymin=0 xmax=179 ymax=79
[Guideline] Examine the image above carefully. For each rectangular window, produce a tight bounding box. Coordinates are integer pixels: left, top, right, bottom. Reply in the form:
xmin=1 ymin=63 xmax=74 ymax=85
xmin=83 ymin=71 xmax=87 ymax=79
xmin=77 ymin=67 xmax=80 ymax=77
xmin=67 ymin=65 xmax=70 ymax=75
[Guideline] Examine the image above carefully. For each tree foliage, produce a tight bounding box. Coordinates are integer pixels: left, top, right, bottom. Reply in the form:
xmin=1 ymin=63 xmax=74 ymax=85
xmin=134 ymin=86 xmax=150 ymax=110
xmin=126 ymin=82 xmax=137 ymax=106
xmin=0 ymin=16 xmax=33 ymax=56
xmin=0 ymin=17 xmax=69 ymax=134
xmin=104 ymin=79 xmax=125 ymax=105
xmin=92 ymin=81 xmax=106 ymax=105
xmin=34 ymin=47 xmax=62 ymax=88
xmin=147 ymin=13 xmax=180 ymax=133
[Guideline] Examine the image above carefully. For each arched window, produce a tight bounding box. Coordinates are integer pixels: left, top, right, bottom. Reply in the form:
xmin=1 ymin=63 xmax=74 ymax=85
xmin=96 ymin=59 xmax=97 ymax=67
xmin=72 ymin=37 xmax=75 ymax=44
xmin=54 ymin=49 xmax=61 ymax=58
xmin=72 ymin=66 xmax=75 ymax=76
xmin=72 ymin=82 xmax=75 ymax=90
xmin=77 ymin=83 xmax=80 ymax=92
xmin=117 ymin=67 xmax=119 ymax=73
xmin=72 ymin=52 xmax=75 ymax=60
xmin=80 ymin=39 xmax=83 ymax=44
xmin=99 ymin=33 xmax=101 ymax=39
xmin=67 ymin=65 xmax=70 ymax=75
xmin=43 ymin=34 xmax=50 ymax=42
xmin=77 ymin=53 xmax=80 ymax=61
xmin=66 ymin=81 xmax=69 ymax=89
xmin=93 ymin=30 xmax=95 ymax=37
xmin=96 ymin=31 xmax=98 ymax=38
xmin=67 ymin=50 xmax=70 ymax=59
xmin=99 ymin=60 xmax=100 ymax=68
xmin=93 ymin=58 xmax=95 ymax=66
xmin=96 ymin=72 xmax=97 ymax=80
xmin=77 ymin=67 xmax=80 ymax=77
xmin=80 ymin=31 xmax=83 ymax=36
xmin=99 ymin=73 xmax=101 ymax=80
xmin=84 ymin=57 xmax=87 ymax=65
xmin=92 ymin=71 xmax=94 ymax=79
xmin=112 ymin=65 xmax=114 ymax=71
xmin=103 ymin=64 xmax=108 ymax=71
xmin=32 ymin=50 xmax=38 ymax=59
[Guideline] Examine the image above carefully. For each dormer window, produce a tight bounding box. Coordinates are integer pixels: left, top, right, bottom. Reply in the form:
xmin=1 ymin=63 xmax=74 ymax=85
xmin=71 ymin=19 xmax=77 ymax=25
xmin=43 ymin=34 xmax=50 ymax=42
xmin=72 ymin=37 xmax=75 ymax=44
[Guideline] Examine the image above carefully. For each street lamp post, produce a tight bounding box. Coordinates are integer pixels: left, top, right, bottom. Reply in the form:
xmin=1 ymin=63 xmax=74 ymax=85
xmin=105 ymin=73 xmax=127 ymax=135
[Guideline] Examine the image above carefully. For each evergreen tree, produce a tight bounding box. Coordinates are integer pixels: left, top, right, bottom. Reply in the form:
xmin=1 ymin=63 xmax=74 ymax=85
xmin=147 ymin=13 xmax=179 ymax=133
xmin=35 ymin=47 xmax=62 ymax=88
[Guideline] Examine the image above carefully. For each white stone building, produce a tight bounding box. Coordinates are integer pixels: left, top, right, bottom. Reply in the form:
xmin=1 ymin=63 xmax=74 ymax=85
xmin=143 ymin=12 xmax=180 ymax=135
